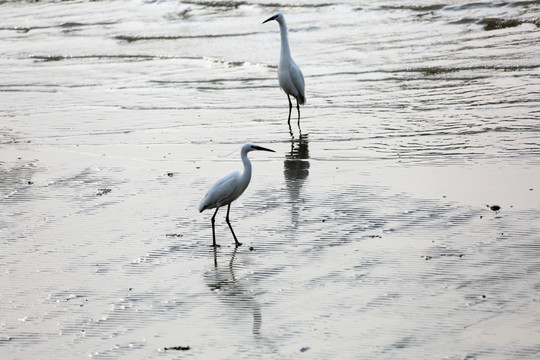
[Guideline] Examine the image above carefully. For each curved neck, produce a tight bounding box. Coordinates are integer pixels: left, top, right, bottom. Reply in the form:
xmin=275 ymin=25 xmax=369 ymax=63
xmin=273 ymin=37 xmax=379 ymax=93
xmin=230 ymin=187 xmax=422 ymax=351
xmin=278 ymin=20 xmax=291 ymax=60
xmin=241 ymin=150 xmax=253 ymax=187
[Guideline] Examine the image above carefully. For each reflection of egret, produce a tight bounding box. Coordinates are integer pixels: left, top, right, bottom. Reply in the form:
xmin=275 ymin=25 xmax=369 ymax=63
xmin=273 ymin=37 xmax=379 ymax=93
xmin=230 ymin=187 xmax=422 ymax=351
xmin=263 ymin=12 xmax=305 ymax=131
xmin=206 ymin=247 xmax=262 ymax=336
xmin=199 ymin=143 xmax=275 ymax=247
xmin=284 ymin=134 xmax=310 ymax=181
xmin=284 ymin=134 xmax=309 ymax=228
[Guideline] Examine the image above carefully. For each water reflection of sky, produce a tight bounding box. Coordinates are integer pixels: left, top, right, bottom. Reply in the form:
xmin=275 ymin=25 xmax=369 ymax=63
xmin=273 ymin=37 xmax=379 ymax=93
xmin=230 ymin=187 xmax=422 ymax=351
xmin=1 ymin=0 xmax=540 ymax=359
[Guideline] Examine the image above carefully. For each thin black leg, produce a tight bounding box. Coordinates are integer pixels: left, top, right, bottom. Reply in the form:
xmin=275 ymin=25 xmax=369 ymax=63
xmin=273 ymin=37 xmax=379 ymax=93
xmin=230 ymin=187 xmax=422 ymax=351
xmin=287 ymin=94 xmax=293 ymax=125
xmin=287 ymin=94 xmax=294 ymax=136
xmin=211 ymin=207 xmax=220 ymax=247
xmin=225 ymin=204 xmax=242 ymax=246
xmin=296 ymin=98 xmax=301 ymax=130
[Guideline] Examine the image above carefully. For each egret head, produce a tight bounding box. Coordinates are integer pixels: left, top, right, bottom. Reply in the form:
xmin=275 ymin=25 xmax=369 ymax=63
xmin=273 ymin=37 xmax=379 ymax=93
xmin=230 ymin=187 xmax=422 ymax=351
xmin=242 ymin=142 xmax=275 ymax=154
xmin=263 ymin=12 xmax=284 ymax=24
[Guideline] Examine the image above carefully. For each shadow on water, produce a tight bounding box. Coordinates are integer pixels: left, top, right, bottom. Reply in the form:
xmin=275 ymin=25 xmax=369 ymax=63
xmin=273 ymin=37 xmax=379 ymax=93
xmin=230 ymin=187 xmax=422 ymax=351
xmin=207 ymin=246 xmax=262 ymax=336
xmin=283 ymin=134 xmax=309 ymax=230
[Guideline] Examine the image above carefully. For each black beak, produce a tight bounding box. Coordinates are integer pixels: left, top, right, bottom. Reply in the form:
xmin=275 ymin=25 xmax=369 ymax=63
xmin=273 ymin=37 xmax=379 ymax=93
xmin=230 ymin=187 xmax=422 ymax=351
xmin=252 ymin=145 xmax=275 ymax=152
xmin=262 ymin=15 xmax=278 ymax=24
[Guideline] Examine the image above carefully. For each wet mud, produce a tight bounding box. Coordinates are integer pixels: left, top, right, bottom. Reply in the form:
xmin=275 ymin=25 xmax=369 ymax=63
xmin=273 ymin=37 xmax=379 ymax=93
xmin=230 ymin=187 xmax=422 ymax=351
xmin=1 ymin=0 xmax=540 ymax=359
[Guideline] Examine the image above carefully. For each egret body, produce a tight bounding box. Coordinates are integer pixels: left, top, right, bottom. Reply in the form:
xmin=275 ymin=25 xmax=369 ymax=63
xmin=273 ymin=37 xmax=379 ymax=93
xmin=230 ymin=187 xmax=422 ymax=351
xmin=199 ymin=142 xmax=275 ymax=247
xmin=263 ymin=12 xmax=305 ymax=128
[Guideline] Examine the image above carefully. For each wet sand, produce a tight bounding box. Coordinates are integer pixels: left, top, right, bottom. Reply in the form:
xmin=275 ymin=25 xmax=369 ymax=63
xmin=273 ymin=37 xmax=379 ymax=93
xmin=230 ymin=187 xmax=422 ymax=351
xmin=2 ymin=0 xmax=540 ymax=359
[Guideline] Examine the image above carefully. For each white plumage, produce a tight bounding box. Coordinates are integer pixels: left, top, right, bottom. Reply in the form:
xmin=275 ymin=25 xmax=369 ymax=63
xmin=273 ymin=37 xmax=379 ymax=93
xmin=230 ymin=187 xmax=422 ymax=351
xmin=199 ymin=142 xmax=275 ymax=247
xmin=263 ymin=12 xmax=306 ymax=127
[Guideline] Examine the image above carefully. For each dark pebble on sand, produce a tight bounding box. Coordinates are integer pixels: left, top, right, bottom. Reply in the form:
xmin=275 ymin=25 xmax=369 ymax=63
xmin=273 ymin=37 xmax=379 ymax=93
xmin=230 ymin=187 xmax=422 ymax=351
xmin=96 ymin=188 xmax=112 ymax=196
xmin=164 ymin=346 xmax=190 ymax=351
xmin=489 ymin=205 xmax=501 ymax=211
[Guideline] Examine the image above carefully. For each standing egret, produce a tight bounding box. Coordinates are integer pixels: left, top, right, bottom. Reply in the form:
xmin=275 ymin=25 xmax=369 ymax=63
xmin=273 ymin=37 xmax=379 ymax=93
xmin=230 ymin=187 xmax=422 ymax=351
xmin=263 ymin=12 xmax=305 ymax=129
xmin=199 ymin=142 xmax=275 ymax=247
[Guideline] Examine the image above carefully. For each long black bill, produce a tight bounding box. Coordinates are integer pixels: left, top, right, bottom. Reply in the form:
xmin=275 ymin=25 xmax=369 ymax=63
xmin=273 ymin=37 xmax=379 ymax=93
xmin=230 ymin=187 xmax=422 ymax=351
xmin=262 ymin=15 xmax=278 ymax=24
xmin=252 ymin=145 xmax=275 ymax=152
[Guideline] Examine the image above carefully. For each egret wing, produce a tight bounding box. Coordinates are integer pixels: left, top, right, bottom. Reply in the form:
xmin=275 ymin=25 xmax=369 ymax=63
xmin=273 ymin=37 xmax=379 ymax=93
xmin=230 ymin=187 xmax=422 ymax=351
xmin=289 ymin=62 xmax=305 ymax=104
xmin=199 ymin=170 xmax=240 ymax=212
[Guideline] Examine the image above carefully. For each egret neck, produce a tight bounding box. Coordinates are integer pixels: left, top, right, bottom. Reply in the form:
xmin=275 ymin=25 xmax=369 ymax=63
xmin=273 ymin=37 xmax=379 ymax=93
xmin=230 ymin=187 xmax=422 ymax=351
xmin=239 ymin=146 xmax=253 ymax=195
xmin=276 ymin=17 xmax=292 ymax=67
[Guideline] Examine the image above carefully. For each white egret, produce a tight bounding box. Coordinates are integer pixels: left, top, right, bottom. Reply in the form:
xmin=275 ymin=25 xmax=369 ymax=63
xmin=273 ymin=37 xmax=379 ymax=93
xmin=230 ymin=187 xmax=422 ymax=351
xmin=263 ymin=12 xmax=305 ymax=128
xmin=199 ymin=142 xmax=275 ymax=247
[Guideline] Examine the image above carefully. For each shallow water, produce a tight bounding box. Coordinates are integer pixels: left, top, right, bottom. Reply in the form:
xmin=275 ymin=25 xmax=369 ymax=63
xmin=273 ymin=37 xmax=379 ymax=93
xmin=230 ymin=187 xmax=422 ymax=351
xmin=1 ymin=0 xmax=540 ymax=358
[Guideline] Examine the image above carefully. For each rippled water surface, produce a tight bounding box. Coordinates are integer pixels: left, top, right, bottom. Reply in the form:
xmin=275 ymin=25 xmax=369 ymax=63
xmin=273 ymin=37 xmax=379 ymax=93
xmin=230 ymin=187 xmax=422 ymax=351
xmin=1 ymin=0 xmax=540 ymax=358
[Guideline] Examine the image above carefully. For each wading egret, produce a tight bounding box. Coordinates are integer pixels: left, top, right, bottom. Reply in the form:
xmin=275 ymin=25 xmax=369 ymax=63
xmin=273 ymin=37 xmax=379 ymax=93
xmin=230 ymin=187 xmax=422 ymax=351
xmin=199 ymin=142 xmax=275 ymax=247
xmin=263 ymin=12 xmax=305 ymax=128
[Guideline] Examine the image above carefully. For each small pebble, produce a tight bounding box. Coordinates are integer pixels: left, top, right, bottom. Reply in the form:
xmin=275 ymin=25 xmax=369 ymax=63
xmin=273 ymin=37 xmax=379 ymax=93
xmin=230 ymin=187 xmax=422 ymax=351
xmin=164 ymin=346 xmax=190 ymax=351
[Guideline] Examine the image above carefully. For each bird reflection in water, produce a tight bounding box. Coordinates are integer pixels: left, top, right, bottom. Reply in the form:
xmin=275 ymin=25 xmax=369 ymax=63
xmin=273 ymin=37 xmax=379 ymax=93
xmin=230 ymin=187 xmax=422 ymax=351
xmin=283 ymin=134 xmax=309 ymax=229
xmin=206 ymin=247 xmax=262 ymax=336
